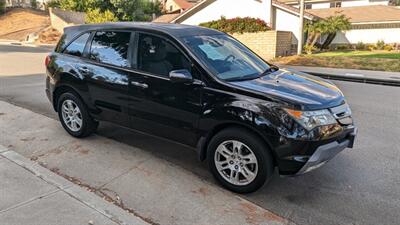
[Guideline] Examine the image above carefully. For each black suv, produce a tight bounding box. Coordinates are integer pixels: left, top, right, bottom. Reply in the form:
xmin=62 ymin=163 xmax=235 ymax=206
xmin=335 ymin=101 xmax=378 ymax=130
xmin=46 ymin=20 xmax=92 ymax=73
xmin=46 ymin=23 xmax=356 ymax=193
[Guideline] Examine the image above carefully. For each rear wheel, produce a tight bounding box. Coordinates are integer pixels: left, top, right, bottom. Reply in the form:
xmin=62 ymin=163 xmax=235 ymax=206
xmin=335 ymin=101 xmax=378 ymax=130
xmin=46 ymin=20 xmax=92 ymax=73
xmin=207 ymin=127 xmax=274 ymax=193
xmin=57 ymin=92 xmax=98 ymax=138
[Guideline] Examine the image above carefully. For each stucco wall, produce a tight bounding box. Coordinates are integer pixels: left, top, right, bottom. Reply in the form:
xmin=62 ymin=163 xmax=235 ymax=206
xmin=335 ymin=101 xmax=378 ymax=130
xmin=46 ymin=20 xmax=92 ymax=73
xmin=49 ymin=8 xmax=85 ymax=33
xmin=275 ymin=8 xmax=300 ymax=44
xmin=232 ymin=31 xmax=293 ymax=60
xmin=165 ymin=0 xmax=181 ymax=13
xmin=332 ymin=28 xmax=400 ymax=44
xmin=180 ymin=0 xmax=272 ymax=26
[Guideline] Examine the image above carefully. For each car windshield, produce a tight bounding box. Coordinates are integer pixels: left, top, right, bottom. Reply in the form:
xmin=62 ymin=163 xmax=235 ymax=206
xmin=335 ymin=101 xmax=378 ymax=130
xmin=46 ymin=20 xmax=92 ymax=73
xmin=182 ymin=34 xmax=270 ymax=81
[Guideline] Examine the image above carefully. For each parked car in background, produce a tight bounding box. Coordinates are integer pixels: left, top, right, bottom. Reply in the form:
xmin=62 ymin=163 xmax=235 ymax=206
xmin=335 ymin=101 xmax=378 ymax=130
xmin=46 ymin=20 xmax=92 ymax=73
xmin=45 ymin=23 xmax=357 ymax=193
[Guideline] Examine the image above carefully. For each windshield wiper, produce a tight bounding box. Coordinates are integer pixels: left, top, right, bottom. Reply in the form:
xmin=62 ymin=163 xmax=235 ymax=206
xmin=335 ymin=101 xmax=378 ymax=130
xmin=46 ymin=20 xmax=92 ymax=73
xmin=259 ymin=65 xmax=279 ymax=78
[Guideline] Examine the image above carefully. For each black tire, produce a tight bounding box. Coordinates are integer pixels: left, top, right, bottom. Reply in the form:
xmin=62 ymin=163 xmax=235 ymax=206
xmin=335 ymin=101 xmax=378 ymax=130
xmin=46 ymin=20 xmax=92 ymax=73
xmin=57 ymin=92 xmax=98 ymax=138
xmin=207 ymin=127 xmax=274 ymax=193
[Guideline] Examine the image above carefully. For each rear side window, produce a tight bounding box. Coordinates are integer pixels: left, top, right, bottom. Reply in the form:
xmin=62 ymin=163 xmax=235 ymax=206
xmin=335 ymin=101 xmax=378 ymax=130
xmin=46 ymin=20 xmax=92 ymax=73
xmin=90 ymin=31 xmax=131 ymax=67
xmin=63 ymin=32 xmax=90 ymax=57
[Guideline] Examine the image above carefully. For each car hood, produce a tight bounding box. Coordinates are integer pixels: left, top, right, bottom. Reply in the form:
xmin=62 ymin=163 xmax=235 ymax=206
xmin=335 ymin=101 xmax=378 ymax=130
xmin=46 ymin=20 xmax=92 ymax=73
xmin=229 ymin=68 xmax=346 ymax=110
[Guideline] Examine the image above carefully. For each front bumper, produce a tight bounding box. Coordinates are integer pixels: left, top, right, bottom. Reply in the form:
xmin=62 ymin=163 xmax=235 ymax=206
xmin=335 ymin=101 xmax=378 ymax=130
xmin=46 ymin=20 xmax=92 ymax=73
xmin=295 ymin=127 xmax=357 ymax=175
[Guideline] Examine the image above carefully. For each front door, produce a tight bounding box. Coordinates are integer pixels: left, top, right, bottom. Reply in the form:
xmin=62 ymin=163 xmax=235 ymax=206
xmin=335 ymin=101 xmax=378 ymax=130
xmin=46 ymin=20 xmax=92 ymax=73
xmin=129 ymin=32 xmax=203 ymax=146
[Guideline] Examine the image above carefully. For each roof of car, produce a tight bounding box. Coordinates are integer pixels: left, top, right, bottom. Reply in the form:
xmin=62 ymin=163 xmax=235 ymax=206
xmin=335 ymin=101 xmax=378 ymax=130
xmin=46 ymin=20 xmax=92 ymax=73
xmin=64 ymin=22 xmax=224 ymax=38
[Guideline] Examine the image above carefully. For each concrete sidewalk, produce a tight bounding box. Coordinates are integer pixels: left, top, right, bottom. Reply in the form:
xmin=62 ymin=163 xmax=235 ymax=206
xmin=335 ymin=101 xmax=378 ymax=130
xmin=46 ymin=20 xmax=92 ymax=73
xmin=0 ymin=145 xmax=149 ymax=225
xmin=0 ymin=100 xmax=291 ymax=225
xmin=281 ymin=65 xmax=400 ymax=86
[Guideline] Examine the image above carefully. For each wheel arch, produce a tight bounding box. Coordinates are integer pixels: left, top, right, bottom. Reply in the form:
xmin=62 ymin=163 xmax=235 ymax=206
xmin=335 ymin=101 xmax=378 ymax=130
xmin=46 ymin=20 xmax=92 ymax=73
xmin=53 ymin=84 xmax=84 ymax=112
xmin=197 ymin=122 xmax=277 ymax=166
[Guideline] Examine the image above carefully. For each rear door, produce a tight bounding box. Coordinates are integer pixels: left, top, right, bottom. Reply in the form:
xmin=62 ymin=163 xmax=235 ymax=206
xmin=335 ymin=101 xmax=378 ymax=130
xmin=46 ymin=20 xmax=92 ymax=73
xmin=128 ymin=32 xmax=203 ymax=146
xmin=83 ymin=30 xmax=134 ymax=125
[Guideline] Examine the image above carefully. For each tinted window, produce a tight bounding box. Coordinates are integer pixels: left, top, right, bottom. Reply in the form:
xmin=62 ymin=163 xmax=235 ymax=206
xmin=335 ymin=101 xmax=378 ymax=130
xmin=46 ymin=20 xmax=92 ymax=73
xmin=138 ymin=34 xmax=191 ymax=77
xmin=63 ymin=32 xmax=90 ymax=57
xmin=90 ymin=31 xmax=131 ymax=67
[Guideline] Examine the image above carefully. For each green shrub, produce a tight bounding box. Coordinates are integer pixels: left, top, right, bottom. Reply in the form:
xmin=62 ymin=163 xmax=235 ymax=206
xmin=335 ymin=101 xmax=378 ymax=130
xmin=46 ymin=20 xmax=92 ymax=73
xmin=304 ymin=44 xmax=317 ymax=55
xmin=335 ymin=44 xmax=351 ymax=50
xmin=367 ymin=44 xmax=376 ymax=51
xmin=85 ymin=8 xmax=117 ymax=24
xmin=31 ymin=0 xmax=38 ymax=8
xmin=0 ymin=0 xmax=6 ymax=15
xmin=46 ymin=0 xmax=60 ymax=9
xmin=199 ymin=16 xmax=271 ymax=34
xmin=376 ymin=40 xmax=385 ymax=50
xmin=355 ymin=42 xmax=366 ymax=50
xmin=384 ymin=44 xmax=394 ymax=51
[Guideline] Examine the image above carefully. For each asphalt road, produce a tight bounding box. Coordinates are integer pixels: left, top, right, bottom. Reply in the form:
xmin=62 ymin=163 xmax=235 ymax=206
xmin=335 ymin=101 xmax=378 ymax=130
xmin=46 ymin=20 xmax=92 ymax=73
xmin=1 ymin=44 xmax=399 ymax=225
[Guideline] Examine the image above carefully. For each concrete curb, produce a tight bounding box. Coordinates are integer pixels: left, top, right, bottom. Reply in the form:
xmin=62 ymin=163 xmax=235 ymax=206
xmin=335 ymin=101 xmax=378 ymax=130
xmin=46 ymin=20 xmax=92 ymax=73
xmin=304 ymin=71 xmax=400 ymax=87
xmin=280 ymin=65 xmax=400 ymax=86
xmin=0 ymin=40 xmax=55 ymax=49
xmin=0 ymin=146 xmax=150 ymax=225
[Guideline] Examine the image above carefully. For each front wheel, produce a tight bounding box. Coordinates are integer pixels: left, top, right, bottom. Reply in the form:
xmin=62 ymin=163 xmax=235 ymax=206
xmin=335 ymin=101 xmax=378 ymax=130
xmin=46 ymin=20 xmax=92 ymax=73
xmin=207 ymin=128 xmax=274 ymax=193
xmin=57 ymin=92 xmax=98 ymax=138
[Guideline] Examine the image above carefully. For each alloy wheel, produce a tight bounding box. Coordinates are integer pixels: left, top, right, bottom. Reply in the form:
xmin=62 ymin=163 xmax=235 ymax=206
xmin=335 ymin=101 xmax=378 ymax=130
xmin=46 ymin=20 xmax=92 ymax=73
xmin=61 ymin=99 xmax=83 ymax=132
xmin=214 ymin=140 xmax=258 ymax=186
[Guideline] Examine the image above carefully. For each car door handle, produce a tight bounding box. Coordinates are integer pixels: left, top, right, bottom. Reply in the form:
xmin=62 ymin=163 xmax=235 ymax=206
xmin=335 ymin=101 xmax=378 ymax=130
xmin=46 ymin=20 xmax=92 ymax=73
xmin=130 ymin=81 xmax=148 ymax=89
xmin=78 ymin=67 xmax=90 ymax=74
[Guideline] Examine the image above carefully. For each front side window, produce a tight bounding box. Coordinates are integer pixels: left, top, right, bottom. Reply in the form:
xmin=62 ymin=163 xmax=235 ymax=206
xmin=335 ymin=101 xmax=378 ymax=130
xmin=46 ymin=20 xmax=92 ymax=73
xmin=63 ymin=32 xmax=90 ymax=57
xmin=90 ymin=31 xmax=131 ymax=67
xmin=137 ymin=33 xmax=191 ymax=77
xmin=183 ymin=34 xmax=270 ymax=81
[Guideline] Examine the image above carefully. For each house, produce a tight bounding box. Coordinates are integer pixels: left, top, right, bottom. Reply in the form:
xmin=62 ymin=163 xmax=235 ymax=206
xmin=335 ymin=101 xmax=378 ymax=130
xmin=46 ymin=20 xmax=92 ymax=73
xmin=154 ymin=0 xmax=201 ymax=23
xmin=279 ymin=0 xmax=390 ymax=9
xmin=165 ymin=0 xmax=316 ymax=44
xmin=308 ymin=5 xmax=400 ymax=44
xmin=161 ymin=0 xmax=200 ymax=13
xmin=154 ymin=0 xmax=400 ymax=45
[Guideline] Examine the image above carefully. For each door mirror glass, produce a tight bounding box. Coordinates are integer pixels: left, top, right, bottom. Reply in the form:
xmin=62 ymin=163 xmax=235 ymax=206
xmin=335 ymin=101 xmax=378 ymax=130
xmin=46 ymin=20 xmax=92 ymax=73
xmin=169 ymin=69 xmax=193 ymax=83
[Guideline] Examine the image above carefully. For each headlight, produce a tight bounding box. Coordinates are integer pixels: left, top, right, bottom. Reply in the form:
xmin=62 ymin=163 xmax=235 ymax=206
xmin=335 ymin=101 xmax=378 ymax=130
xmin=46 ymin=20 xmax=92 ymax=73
xmin=284 ymin=108 xmax=337 ymax=131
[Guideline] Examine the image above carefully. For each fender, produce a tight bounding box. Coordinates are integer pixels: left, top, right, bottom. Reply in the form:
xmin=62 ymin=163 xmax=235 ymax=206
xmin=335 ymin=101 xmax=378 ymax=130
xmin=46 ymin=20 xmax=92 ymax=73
xmin=196 ymin=88 xmax=283 ymax=162
xmin=51 ymin=60 xmax=95 ymax=113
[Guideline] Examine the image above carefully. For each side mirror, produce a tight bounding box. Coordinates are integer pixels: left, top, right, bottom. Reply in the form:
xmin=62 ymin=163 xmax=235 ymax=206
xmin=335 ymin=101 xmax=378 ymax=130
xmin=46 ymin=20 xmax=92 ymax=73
xmin=169 ymin=69 xmax=193 ymax=83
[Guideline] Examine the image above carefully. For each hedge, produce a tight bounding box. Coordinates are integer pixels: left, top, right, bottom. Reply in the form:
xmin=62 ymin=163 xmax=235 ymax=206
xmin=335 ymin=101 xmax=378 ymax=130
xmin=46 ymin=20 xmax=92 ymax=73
xmin=199 ymin=16 xmax=271 ymax=34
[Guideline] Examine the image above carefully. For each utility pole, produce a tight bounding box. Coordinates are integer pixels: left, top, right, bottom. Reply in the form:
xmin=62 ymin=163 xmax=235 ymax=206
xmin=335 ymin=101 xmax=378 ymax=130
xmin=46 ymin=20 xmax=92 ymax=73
xmin=297 ymin=0 xmax=305 ymax=55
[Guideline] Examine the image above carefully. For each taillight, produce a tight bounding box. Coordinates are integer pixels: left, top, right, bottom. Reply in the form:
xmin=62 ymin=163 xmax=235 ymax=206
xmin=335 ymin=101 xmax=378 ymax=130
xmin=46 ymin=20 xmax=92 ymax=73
xmin=45 ymin=55 xmax=50 ymax=67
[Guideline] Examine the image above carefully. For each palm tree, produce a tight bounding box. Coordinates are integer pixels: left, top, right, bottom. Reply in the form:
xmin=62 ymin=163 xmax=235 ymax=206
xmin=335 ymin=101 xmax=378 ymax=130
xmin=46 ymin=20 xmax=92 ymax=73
xmin=305 ymin=14 xmax=351 ymax=51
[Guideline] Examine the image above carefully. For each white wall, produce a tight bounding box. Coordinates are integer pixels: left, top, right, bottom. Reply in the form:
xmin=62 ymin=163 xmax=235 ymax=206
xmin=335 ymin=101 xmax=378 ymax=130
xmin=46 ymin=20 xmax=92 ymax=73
xmin=342 ymin=0 xmax=389 ymax=7
xmin=310 ymin=2 xmax=331 ymax=9
xmin=291 ymin=0 xmax=389 ymax=8
xmin=275 ymin=8 xmax=300 ymax=44
xmin=180 ymin=0 xmax=272 ymax=26
xmin=332 ymin=28 xmax=400 ymax=44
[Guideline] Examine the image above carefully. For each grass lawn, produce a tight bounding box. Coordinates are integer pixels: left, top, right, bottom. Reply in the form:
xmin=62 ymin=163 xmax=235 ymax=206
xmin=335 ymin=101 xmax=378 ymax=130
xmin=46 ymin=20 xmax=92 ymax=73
xmin=271 ymin=50 xmax=400 ymax=72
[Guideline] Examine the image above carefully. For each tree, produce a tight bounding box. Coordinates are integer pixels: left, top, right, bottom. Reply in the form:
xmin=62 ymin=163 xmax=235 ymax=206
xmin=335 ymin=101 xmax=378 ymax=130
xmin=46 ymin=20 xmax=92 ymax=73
xmin=110 ymin=0 xmax=161 ymax=21
xmin=55 ymin=0 xmax=160 ymax=22
xmin=389 ymin=0 xmax=400 ymax=6
xmin=320 ymin=14 xmax=351 ymax=49
xmin=304 ymin=14 xmax=351 ymax=52
xmin=0 ymin=0 xmax=6 ymax=15
xmin=85 ymin=8 xmax=117 ymax=23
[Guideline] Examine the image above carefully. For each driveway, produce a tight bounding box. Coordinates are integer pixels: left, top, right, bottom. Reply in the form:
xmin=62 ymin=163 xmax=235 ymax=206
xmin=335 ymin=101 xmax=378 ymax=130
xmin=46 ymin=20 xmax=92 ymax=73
xmin=1 ymin=44 xmax=399 ymax=225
